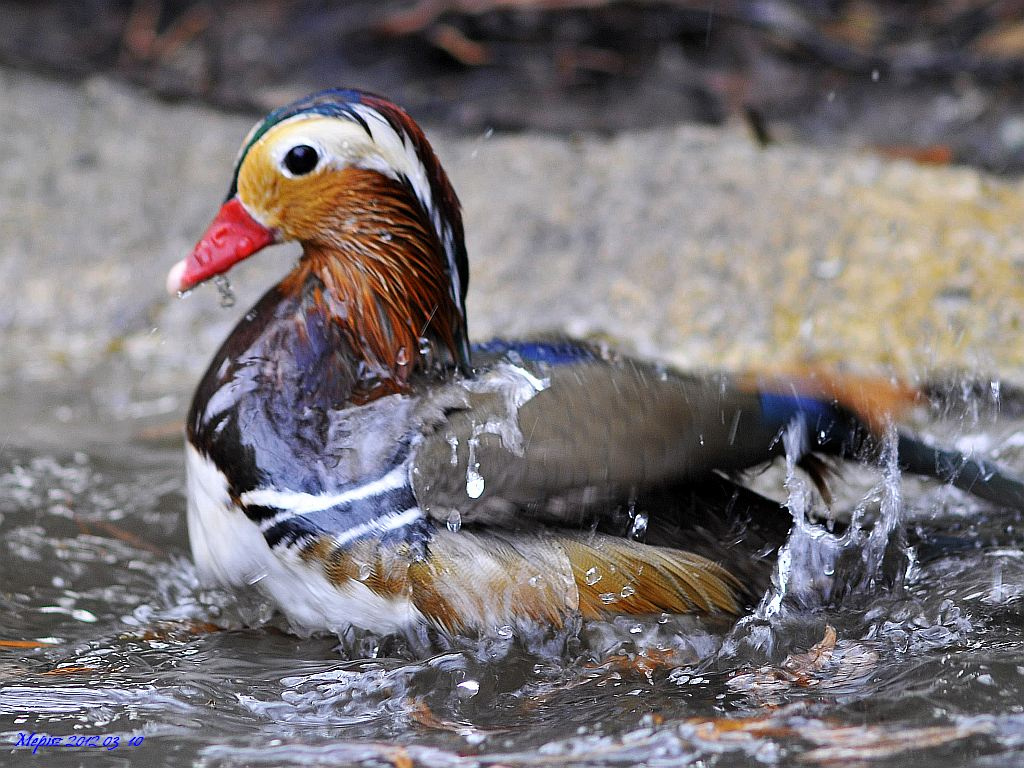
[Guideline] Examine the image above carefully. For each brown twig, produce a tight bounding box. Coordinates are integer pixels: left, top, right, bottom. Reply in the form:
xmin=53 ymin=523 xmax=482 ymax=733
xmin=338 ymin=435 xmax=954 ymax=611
xmin=119 ymin=0 xmax=212 ymax=66
xmin=430 ymin=24 xmax=491 ymax=65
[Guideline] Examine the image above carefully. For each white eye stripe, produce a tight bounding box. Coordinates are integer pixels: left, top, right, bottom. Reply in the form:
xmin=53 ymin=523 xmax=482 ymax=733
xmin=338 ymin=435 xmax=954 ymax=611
xmin=346 ymin=105 xmax=463 ymax=311
xmin=262 ymin=112 xmax=434 ymax=212
xmin=257 ymin=112 xmax=433 ymax=198
xmin=350 ymin=104 xmax=435 ymax=219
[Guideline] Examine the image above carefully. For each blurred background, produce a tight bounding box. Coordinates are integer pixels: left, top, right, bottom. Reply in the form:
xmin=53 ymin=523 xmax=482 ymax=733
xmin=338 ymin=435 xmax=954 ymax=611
xmin=5 ymin=6 xmax=1024 ymax=767
xmin=4 ymin=0 xmax=1024 ymax=416
xmin=5 ymin=0 xmax=1024 ymax=173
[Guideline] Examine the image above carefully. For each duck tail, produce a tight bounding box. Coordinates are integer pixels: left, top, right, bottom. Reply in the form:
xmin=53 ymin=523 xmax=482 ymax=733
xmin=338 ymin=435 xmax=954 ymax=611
xmin=752 ymin=369 xmax=1024 ymax=511
xmin=896 ymin=434 xmax=1024 ymax=510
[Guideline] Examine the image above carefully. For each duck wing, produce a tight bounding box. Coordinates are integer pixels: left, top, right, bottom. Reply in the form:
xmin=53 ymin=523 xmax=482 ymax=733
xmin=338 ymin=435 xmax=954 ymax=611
xmin=414 ymin=342 xmax=1024 ymax=526
xmin=412 ymin=353 xmax=858 ymax=527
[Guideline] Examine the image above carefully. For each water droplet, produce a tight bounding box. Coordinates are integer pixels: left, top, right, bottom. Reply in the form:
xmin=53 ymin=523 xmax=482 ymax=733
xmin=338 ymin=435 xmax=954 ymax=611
xmin=213 ymin=274 xmax=236 ymax=308
xmin=628 ymin=511 xmax=648 ymax=540
xmin=446 ymin=434 xmax=459 ymax=466
xmin=471 ymin=128 xmax=496 ymax=158
xmin=496 ymin=624 xmax=514 ymax=638
xmin=620 ymin=585 xmax=636 ymax=598
xmin=599 ymin=592 xmax=617 ymax=604
xmin=466 ymin=436 xmax=484 ymax=498
xmin=395 ymin=346 xmax=409 ymax=366
xmin=446 ymin=509 xmax=462 ymax=532
xmin=379 ymin=230 xmax=393 ymax=243
xmin=176 ymin=288 xmax=193 ymax=299
xmin=466 ymin=467 xmax=484 ymax=499
xmin=357 ymin=562 xmax=373 ymax=581
xmin=871 ymin=68 xmax=880 ymax=82
xmin=584 ymin=567 xmax=601 ymax=585
xmin=658 ymin=612 xmax=670 ymax=624
xmin=456 ymin=679 xmax=480 ymax=697
xmin=629 ymin=623 xmax=643 ymax=634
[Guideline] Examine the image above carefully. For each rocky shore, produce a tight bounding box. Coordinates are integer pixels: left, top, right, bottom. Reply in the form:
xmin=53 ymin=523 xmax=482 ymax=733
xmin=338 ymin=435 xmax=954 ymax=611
xmin=3 ymin=66 xmax=1023 ymax=434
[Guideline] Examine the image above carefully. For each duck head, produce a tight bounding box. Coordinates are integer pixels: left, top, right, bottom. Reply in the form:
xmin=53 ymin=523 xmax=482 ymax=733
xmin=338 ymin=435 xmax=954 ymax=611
xmin=168 ymin=88 xmax=471 ymax=382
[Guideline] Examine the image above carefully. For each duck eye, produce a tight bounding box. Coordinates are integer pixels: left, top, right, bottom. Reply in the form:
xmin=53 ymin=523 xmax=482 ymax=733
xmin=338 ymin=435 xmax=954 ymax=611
xmin=282 ymin=145 xmax=319 ymax=176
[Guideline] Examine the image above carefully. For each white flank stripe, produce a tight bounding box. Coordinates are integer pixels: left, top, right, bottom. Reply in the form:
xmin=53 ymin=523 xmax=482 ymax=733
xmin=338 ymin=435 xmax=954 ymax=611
xmin=185 ymin=445 xmax=426 ymax=635
xmin=241 ymin=464 xmax=408 ymax=516
xmin=330 ymin=506 xmax=424 ymax=549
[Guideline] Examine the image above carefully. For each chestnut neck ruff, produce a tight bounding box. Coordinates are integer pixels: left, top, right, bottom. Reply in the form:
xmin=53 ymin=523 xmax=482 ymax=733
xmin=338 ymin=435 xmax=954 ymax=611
xmin=280 ymin=168 xmax=466 ymax=403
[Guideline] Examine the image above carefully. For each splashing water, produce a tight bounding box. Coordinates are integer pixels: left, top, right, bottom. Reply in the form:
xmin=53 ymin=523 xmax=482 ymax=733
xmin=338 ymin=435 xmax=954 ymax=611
xmin=722 ymin=417 xmax=910 ymax=663
xmin=213 ymin=274 xmax=236 ymax=308
xmin=766 ymin=418 xmax=908 ymax=614
xmin=446 ymin=508 xmax=462 ymax=533
xmin=457 ymin=362 xmax=550 ymax=502
xmin=465 ymin=436 xmax=484 ymax=499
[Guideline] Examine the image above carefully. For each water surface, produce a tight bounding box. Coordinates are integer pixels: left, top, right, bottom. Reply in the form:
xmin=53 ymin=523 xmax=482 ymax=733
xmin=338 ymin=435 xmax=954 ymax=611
xmin=3 ymin=374 xmax=1024 ymax=767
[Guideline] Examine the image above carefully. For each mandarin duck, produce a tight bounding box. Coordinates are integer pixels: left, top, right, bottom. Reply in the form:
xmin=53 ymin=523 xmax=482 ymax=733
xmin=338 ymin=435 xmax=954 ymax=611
xmin=167 ymin=89 xmax=1024 ymax=639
